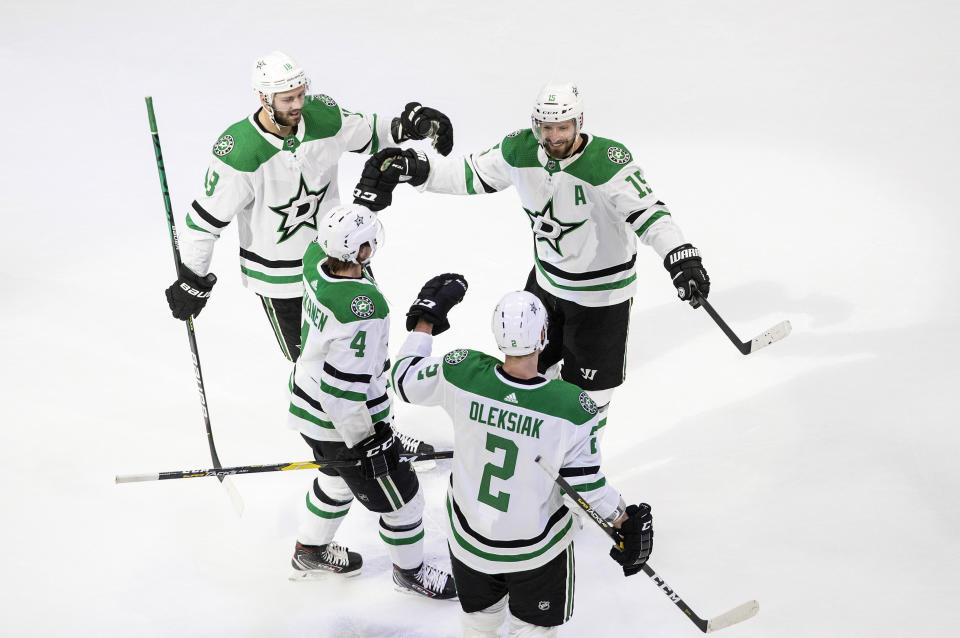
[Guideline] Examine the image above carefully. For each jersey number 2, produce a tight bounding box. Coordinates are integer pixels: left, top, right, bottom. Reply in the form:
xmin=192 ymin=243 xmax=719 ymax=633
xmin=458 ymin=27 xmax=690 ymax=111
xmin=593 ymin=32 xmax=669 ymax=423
xmin=477 ymin=433 xmax=518 ymax=513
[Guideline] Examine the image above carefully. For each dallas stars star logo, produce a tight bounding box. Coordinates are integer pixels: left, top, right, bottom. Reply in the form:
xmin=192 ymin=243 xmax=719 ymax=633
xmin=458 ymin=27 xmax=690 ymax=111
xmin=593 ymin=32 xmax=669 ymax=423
xmin=523 ymin=198 xmax=585 ymax=256
xmin=269 ymin=175 xmax=329 ymax=243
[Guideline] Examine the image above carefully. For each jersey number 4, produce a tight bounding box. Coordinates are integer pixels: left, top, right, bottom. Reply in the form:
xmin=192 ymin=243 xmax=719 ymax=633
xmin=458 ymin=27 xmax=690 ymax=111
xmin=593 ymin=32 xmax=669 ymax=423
xmin=477 ymin=433 xmax=518 ymax=513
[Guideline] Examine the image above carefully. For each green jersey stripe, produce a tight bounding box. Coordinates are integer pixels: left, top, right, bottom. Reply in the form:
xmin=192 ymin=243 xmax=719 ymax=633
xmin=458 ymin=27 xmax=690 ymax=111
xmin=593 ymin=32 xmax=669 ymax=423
xmin=288 ymin=404 xmax=335 ymax=429
xmin=570 ymin=477 xmax=606 ymax=493
xmin=370 ymin=406 xmax=391 ymax=423
xmin=185 ymin=213 xmax=214 ymax=235
xmin=465 ymin=158 xmax=477 ymax=195
xmin=535 ymin=256 xmax=637 ymax=292
xmin=635 ymin=210 xmax=671 ymax=236
xmin=447 ymin=496 xmax=573 ymax=562
xmin=320 ymin=380 xmax=368 ymax=402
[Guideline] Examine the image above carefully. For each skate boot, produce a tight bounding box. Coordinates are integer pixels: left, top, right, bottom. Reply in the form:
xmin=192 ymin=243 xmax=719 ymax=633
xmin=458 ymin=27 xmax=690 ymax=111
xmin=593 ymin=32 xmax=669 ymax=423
xmin=394 ymin=429 xmax=437 ymax=470
xmin=290 ymin=541 xmax=362 ymax=578
xmin=392 ymin=562 xmax=457 ymax=600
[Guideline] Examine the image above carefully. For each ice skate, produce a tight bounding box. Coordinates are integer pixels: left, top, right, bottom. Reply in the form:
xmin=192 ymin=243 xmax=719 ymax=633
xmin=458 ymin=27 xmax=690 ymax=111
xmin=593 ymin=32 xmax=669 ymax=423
xmin=392 ymin=563 xmax=457 ymax=600
xmin=290 ymin=541 xmax=362 ymax=579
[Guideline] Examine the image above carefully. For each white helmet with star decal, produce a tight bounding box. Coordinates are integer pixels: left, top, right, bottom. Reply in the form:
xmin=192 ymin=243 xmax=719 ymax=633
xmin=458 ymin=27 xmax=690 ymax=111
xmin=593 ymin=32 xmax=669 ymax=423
xmin=491 ymin=291 xmax=548 ymax=356
xmin=318 ymin=204 xmax=383 ymax=265
xmin=251 ymin=51 xmax=310 ymax=108
xmin=531 ymin=82 xmax=584 ymax=142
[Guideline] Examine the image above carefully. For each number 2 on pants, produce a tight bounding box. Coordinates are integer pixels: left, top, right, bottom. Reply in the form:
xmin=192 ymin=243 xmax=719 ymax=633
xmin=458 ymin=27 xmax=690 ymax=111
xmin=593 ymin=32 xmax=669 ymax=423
xmin=477 ymin=433 xmax=518 ymax=512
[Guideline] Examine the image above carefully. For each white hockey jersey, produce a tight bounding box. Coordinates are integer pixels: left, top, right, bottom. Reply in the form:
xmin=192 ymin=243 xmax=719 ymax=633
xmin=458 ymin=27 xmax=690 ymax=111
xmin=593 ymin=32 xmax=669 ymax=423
xmin=180 ymin=95 xmax=395 ymax=298
xmin=423 ymin=129 xmax=687 ymax=307
xmin=392 ymin=332 xmax=623 ymax=574
xmin=287 ymin=240 xmax=392 ymax=446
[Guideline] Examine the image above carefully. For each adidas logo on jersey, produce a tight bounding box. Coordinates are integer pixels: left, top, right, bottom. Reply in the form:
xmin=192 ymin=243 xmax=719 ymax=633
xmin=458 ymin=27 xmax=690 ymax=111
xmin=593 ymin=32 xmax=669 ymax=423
xmin=503 ymin=392 xmax=518 ymax=404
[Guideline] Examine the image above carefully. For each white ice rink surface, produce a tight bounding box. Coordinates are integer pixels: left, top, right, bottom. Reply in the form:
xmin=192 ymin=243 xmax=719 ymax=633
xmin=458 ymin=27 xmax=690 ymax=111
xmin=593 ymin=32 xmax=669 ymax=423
xmin=2 ymin=1 xmax=958 ymax=636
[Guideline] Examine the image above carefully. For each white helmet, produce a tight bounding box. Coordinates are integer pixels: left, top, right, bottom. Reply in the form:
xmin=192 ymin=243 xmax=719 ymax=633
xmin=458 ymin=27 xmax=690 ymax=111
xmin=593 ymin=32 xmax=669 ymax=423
xmin=317 ymin=204 xmax=383 ymax=265
xmin=251 ymin=51 xmax=310 ymax=108
xmin=491 ymin=291 xmax=548 ymax=356
xmin=531 ymin=82 xmax=584 ymax=142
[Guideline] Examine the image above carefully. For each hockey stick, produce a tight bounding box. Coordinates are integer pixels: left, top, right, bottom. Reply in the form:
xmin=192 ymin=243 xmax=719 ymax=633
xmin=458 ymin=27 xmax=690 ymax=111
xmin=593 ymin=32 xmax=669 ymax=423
xmin=534 ymin=456 xmax=758 ymax=633
xmin=693 ymin=284 xmax=791 ymax=355
xmin=116 ymin=450 xmax=453 ymax=484
xmin=145 ymin=97 xmax=242 ymax=515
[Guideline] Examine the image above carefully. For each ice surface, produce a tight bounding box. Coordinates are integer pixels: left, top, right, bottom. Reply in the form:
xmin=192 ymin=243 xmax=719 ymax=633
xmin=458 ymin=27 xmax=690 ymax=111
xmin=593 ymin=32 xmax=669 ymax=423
xmin=2 ymin=1 xmax=958 ymax=636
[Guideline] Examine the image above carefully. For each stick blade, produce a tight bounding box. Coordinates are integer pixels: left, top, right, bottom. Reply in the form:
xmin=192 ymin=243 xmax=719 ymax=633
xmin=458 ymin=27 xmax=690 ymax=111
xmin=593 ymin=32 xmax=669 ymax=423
xmin=706 ymin=600 xmax=759 ymax=632
xmin=220 ymin=475 xmax=245 ymax=517
xmin=747 ymin=320 xmax=792 ymax=354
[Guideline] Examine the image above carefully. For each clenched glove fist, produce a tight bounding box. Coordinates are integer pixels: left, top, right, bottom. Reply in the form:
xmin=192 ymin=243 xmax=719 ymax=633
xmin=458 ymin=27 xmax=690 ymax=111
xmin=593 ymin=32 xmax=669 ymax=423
xmin=344 ymin=422 xmax=399 ymax=480
xmin=165 ymin=266 xmax=217 ymax=320
xmin=391 ymin=102 xmax=454 ymax=156
xmin=610 ymin=503 xmax=653 ymax=577
xmin=406 ymin=273 xmax=468 ymax=335
xmin=353 ymin=148 xmax=430 ymax=211
xmin=664 ymin=243 xmax=710 ymax=308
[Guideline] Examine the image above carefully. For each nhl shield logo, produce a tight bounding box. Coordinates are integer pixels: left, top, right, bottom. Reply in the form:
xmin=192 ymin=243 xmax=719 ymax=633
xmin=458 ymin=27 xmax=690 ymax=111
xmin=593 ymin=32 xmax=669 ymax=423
xmin=538 ymin=600 xmax=550 ymax=611
xmin=213 ymin=134 xmax=234 ymax=157
xmin=444 ymin=349 xmax=468 ymax=365
xmin=350 ymin=295 xmax=375 ymax=319
xmin=607 ymin=146 xmax=631 ymax=165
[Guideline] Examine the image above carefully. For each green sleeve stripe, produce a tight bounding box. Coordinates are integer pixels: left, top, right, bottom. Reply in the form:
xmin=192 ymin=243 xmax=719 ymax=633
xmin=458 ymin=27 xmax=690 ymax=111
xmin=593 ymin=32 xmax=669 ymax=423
xmin=240 ymin=266 xmax=302 ymax=284
xmin=570 ymin=477 xmax=606 ymax=493
xmin=379 ymin=529 xmax=425 ymax=546
xmin=306 ymin=493 xmax=349 ymax=518
xmin=634 ymin=210 xmax=671 ymax=237
xmin=288 ymin=404 xmax=335 ymax=429
xmin=535 ymin=257 xmax=637 ymax=292
xmin=320 ymin=380 xmax=368 ymax=402
xmin=371 ymin=113 xmax=379 ymax=154
xmin=464 ymin=159 xmax=477 ymax=195
xmin=185 ymin=213 xmax=215 ymax=235
xmin=370 ymin=406 xmax=391 ymax=423
xmin=590 ymin=418 xmax=607 ymax=436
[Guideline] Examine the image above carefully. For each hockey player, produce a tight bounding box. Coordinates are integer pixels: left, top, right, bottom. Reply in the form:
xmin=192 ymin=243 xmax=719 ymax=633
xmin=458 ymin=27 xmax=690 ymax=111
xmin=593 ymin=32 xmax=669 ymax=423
xmin=286 ymin=204 xmax=457 ymax=600
xmin=164 ymin=50 xmax=454 ymax=364
xmin=363 ymin=82 xmax=711 ymax=440
xmin=391 ymin=286 xmax=654 ymax=636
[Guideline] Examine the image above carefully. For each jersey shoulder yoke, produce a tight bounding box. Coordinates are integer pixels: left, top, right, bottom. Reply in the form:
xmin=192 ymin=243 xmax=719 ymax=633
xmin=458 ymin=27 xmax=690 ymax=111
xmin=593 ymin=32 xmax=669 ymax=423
xmin=302 ymin=94 xmax=344 ymax=142
xmin=211 ymin=116 xmax=280 ymax=172
xmin=499 ymin=128 xmax=541 ymax=169
xmin=564 ymin=134 xmax=634 ymax=186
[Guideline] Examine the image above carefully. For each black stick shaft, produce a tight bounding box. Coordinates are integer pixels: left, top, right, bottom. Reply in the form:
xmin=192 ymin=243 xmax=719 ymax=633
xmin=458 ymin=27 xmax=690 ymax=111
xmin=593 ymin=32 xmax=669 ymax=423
xmin=534 ymin=456 xmax=711 ymax=633
xmin=116 ymin=451 xmax=454 ymax=483
xmin=145 ymin=97 xmax=225 ymax=476
xmin=695 ymin=294 xmax=750 ymax=355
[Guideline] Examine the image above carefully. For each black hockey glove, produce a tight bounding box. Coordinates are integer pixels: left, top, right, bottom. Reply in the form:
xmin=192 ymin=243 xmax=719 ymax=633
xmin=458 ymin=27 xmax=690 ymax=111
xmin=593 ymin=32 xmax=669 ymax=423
xmin=391 ymin=102 xmax=454 ymax=156
xmin=353 ymin=149 xmax=404 ymax=211
xmin=406 ymin=273 xmax=468 ymax=335
xmin=165 ymin=266 xmax=217 ymax=320
xmin=664 ymin=243 xmax=710 ymax=308
xmin=347 ymin=422 xmax=400 ymax=480
xmin=610 ymin=503 xmax=654 ymax=577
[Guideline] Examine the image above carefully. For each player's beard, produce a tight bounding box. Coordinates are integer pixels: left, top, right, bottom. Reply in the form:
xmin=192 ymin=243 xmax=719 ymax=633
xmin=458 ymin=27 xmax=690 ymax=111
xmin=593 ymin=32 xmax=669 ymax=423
xmin=543 ymin=135 xmax=576 ymax=159
xmin=274 ymin=108 xmax=302 ymax=129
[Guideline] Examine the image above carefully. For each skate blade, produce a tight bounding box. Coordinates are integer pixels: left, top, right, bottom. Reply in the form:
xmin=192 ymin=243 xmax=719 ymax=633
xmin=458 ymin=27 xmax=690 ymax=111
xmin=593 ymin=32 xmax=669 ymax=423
xmin=412 ymin=459 xmax=437 ymax=472
xmin=289 ymin=568 xmax=362 ymax=581
xmin=392 ymin=583 xmax=458 ymax=601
